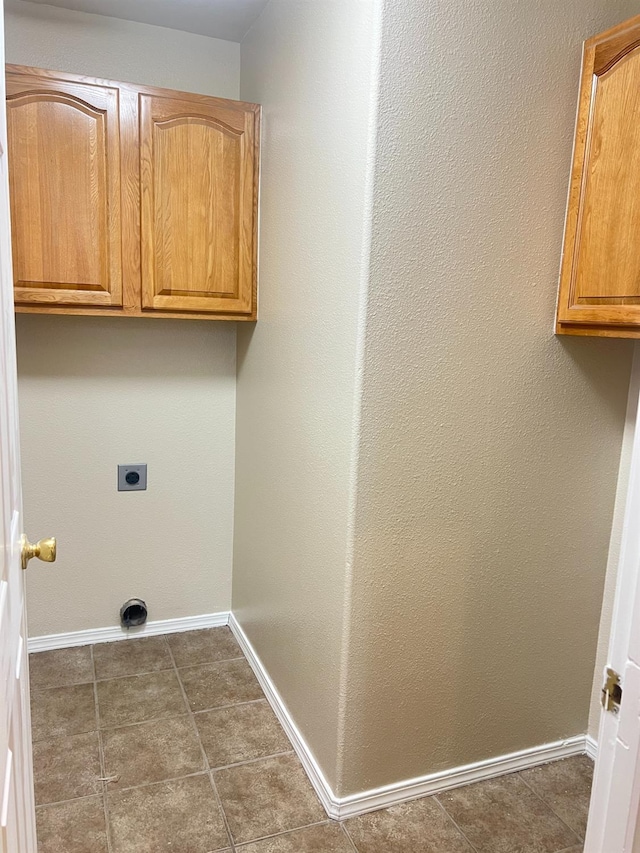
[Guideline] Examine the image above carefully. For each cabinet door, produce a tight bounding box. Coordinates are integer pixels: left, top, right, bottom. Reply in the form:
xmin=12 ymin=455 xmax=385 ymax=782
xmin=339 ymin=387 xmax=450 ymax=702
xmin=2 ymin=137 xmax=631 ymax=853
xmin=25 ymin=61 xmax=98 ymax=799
xmin=557 ymin=15 xmax=640 ymax=335
xmin=140 ymin=93 xmax=258 ymax=316
xmin=6 ymin=72 xmax=123 ymax=307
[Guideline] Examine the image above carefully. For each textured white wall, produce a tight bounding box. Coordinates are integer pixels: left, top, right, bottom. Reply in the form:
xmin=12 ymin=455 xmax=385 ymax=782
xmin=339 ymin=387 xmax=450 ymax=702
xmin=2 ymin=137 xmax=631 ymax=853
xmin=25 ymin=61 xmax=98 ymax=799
xmin=6 ymin=2 xmax=240 ymax=636
xmin=337 ymin=0 xmax=637 ymax=795
xmin=234 ymin=0 xmax=379 ymax=789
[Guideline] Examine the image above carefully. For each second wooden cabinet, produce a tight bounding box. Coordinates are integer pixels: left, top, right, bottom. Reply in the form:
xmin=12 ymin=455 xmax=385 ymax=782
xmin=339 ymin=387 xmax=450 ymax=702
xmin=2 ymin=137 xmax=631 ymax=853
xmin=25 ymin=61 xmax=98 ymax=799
xmin=6 ymin=65 xmax=260 ymax=320
xmin=556 ymin=15 xmax=640 ymax=337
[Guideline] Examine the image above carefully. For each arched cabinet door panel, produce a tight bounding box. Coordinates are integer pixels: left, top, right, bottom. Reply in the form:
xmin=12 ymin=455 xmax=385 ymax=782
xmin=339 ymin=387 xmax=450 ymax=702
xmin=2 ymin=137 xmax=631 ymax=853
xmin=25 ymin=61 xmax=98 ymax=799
xmin=557 ymin=14 xmax=640 ymax=337
xmin=140 ymin=92 xmax=258 ymax=316
xmin=6 ymin=73 xmax=123 ymax=307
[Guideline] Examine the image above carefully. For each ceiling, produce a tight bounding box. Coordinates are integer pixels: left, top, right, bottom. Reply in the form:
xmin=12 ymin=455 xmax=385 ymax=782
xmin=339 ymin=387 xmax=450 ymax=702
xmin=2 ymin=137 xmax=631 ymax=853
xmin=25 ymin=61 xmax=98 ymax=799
xmin=21 ymin=0 xmax=271 ymax=42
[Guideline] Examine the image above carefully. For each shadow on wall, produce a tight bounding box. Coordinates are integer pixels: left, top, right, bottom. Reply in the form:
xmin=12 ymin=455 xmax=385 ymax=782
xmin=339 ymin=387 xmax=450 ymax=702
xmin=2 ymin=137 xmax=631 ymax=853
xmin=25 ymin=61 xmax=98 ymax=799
xmin=14 ymin=314 xmax=236 ymax=381
xmin=558 ymin=336 xmax=634 ymax=405
xmin=235 ymin=321 xmax=256 ymax=376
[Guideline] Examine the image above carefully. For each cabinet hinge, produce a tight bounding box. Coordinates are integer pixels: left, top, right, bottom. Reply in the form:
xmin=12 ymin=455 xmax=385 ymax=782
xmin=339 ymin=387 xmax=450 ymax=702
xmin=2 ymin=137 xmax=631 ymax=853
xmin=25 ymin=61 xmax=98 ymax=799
xmin=601 ymin=667 xmax=622 ymax=713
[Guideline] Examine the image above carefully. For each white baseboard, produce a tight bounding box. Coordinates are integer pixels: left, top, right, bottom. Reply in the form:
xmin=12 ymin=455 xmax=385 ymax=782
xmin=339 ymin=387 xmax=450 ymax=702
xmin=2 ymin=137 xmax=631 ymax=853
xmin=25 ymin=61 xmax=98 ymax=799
xmin=228 ymin=613 xmax=337 ymax=817
xmin=229 ymin=613 xmax=591 ymax=820
xmin=28 ymin=611 xmax=230 ymax=653
xmin=334 ymin=734 xmax=588 ymax=819
xmin=585 ymin=734 xmax=598 ymax=760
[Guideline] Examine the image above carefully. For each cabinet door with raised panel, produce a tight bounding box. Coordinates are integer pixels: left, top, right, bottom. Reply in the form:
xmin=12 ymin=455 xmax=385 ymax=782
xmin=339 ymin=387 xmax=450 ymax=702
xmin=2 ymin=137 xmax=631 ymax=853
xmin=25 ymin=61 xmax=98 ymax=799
xmin=557 ymin=14 xmax=640 ymax=336
xmin=139 ymin=92 xmax=258 ymax=316
xmin=6 ymin=70 xmax=123 ymax=308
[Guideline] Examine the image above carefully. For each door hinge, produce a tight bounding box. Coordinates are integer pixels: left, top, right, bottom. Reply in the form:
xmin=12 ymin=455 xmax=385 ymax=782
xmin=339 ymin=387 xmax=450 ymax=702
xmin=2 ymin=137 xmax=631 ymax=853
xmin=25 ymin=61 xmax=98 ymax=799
xmin=601 ymin=667 xmax=622 ymax=713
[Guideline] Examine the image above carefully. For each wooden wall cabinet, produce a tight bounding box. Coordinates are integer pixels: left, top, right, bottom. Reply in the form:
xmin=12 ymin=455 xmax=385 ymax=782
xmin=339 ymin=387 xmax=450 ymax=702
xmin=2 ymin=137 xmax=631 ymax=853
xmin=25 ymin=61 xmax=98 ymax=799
xmin=5 ymin=66 xmax=260 ymax=321
xmin=557 ymin=15 xmax=640 ymax=338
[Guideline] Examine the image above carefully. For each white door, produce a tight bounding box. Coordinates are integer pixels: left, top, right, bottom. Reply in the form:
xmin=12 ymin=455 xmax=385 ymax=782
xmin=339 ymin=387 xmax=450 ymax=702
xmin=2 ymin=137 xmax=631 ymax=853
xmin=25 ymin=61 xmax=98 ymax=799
xmin=0 ymin=0 xmax=38 ymax=847
xmin=586 ymin=346 xmax=640 ymax=853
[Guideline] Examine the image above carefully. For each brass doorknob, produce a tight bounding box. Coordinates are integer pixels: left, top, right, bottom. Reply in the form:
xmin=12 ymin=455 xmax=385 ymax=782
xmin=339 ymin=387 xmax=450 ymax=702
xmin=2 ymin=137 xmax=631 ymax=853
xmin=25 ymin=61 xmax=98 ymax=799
xmin=21 ymin=535 xmax=57 ymax=571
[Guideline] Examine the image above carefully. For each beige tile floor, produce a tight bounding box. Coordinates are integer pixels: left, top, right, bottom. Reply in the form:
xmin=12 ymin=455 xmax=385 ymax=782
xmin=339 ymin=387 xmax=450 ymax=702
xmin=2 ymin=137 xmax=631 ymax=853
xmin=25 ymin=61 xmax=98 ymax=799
xmin=29 ymin=628 xmax=592 ymax=852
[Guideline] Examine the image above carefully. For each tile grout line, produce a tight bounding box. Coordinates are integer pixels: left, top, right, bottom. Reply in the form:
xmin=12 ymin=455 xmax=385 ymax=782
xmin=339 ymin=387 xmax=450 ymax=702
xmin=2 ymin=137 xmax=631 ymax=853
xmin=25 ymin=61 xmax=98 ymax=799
xmin=192 ymin=697 xmax=271 ymax=715
xmin=35 ymin=791 xmax=110 ymax=810
xmin=97 ymin=710 xmax=194 ymax=734
xmin=30 ymin=725 xmax=100 ymax=746
xmin=30 ymin=658 xmax=246 ymax=689
xmin=91 ymin=644 xmax=114 ymax=853
xmin=97 ymin=769 xmax=211 ymax=796
xmin=84 ymin=697 xmax=272 ymax=738
xmin=169 ymin=656 xmax=246 ymax=673
xmin=517 ymin=772 xmax=585 ymax=846
xmin=233 ymin=819 xmax=333 ymax=848
xmin=432 ymin=794 xmax=482 ymax=853
xmin=92 ymin=656 xmax=247 ymax=685
xmin=30 ymin=678 xmax=94 ymax=693
xmin=33 ymin=752 xmax=305 ymax=807
xmin=38 ymin=755 xmax=301 ymax=805
xmin=206 ymin=777 xmax=237 ymax=853
xmin=340 ymin=821 xmax=361 ymax=852
xmin=209 ymin=749 xmax=295 ymax=774
xmin=165 ymin=634 xmax=238 ymax=853
xmin=83 ymin=699 xmax=269 ymax=739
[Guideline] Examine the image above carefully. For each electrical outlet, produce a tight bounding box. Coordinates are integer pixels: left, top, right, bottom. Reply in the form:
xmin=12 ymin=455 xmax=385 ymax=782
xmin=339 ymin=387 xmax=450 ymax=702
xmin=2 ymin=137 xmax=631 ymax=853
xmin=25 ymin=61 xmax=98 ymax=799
xmin=118 ymin=464 xmax=147 ymax=491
